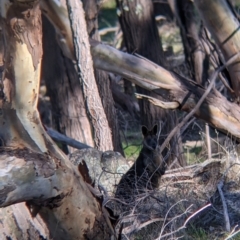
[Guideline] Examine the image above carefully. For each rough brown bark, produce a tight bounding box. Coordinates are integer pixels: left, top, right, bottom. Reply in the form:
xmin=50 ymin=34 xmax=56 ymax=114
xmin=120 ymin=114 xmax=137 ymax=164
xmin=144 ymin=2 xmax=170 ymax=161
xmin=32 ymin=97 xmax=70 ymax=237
xmin=116 ymin=0 xmax=165 ymax=127
xmin=82 ymin=0 xmax=124 ymax=155
xmin=42 ymin=16 xmax=94 ymax=154
xmin=66 ymin=0 xmax=113 ymax=151
xmin=174 ymin=0 xmax=207 ymax=85
xmin=116 ymin=0 xmax=185 ymax=166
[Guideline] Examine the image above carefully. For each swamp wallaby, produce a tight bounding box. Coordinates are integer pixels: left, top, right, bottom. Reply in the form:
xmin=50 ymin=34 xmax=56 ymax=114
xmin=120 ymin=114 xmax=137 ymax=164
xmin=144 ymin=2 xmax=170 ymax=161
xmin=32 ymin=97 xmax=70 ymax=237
xmin=115 ymin=125 xmax=165 ymax=199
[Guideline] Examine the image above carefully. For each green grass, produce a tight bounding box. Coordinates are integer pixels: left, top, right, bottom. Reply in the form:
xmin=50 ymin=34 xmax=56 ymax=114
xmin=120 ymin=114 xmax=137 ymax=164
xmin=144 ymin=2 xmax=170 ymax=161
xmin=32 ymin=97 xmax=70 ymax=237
xmin=227 ymin=231 xmax=240 ymax=240
xmin=101 ymin=0 xmax=116 ymax=9
xmin=184 ymin=146 xmax=203 ymax=164
xmin=122 ymin=142 xmax=141 ymax=160
xmin=121 ymin=130 xmax=142 ymax=160
xmin=186 ymin=226 xmax=209 ymax=240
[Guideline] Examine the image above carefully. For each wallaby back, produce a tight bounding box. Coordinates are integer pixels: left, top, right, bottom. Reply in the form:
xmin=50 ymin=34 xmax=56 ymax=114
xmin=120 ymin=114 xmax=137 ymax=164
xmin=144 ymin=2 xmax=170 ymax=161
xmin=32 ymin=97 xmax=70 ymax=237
xmin=115 ymin=125 xmax=165 ymax=200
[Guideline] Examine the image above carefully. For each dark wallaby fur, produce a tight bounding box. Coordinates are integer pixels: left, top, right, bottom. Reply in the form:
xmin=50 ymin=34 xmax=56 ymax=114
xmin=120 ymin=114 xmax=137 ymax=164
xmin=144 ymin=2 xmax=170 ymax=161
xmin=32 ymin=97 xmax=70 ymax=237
xmin=115 ymin=125 xmax=165 ymax=200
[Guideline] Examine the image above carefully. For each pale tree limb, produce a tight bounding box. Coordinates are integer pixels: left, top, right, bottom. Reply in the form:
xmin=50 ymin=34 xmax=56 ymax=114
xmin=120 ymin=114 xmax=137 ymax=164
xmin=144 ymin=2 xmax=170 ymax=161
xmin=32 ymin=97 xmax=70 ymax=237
xmin=0 ymin=149 xmax=70 ymax=207
xmin=135 ymin=93 xmax=179 ymax=109
xmin=66 ymin=0 xmax=113 ymax=151
xmin=158 ymin=53 xmax=240 ymax=154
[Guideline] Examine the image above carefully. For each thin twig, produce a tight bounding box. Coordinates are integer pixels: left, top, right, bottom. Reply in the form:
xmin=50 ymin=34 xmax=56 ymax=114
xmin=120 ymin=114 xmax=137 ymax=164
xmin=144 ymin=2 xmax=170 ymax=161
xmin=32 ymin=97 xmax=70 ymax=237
xmin=158 ymin=199 xmax=188 ymax=238
xmin=217 ymin=180 xmax=231 ymax=232
xmin=183 ymin=203 xmax=211 ymax=226
xmin=224 ymin=225 xmax=240 ymax=240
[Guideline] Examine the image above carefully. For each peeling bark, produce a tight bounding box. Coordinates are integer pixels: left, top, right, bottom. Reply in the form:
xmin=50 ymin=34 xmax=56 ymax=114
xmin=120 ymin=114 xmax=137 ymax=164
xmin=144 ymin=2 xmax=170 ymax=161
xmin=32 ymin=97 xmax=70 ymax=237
xmin=0 ymin=148 xmax=112 ymax=239
xmin=0 ymin=1 xmax=113 ymax=239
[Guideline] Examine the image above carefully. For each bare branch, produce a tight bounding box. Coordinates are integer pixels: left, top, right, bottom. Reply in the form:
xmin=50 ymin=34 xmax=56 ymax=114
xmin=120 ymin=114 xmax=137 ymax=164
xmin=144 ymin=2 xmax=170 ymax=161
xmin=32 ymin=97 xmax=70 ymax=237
xmin=91 ymin=41 xmax=240 ymax=141
xmin=217 ymin=180 xmax=231 ymax=232
xmin=46 ymin=127 xmax=91 ymax=150
xmin=135 ymin=93 xmax=179 ymax=109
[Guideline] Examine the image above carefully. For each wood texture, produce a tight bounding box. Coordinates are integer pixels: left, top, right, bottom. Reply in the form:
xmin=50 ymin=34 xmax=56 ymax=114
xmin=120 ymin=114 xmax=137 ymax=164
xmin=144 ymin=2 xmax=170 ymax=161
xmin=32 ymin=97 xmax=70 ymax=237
xmin=91 ymin=41 xmax=240 ymax=141
xmin=195 ymin=0 xmax=240 ymax=98
xmin=66 ymin=0 xmax=113 ymax=151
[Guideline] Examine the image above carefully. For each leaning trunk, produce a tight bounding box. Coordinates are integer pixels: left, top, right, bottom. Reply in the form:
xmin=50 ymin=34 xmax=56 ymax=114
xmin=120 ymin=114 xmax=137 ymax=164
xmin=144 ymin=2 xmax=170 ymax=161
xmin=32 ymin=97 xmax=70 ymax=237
xmin=194 ymin=0 xmax=240 ymax=99
xmin=82 ymin=0 xmax=124 ymax=155
xmin=42 ymin=15 xmax=94 ymax=154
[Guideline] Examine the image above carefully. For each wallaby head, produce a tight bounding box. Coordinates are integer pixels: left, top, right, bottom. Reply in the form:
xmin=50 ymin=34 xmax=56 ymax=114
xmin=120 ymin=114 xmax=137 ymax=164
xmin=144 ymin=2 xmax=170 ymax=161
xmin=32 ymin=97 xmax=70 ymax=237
xmin=141 ymin=124 xmax=164 ymax=188
xmin=115 ymin=124 xmax=163 ymax=201
xmin=141 ymin=124 xmax=158 ymax=151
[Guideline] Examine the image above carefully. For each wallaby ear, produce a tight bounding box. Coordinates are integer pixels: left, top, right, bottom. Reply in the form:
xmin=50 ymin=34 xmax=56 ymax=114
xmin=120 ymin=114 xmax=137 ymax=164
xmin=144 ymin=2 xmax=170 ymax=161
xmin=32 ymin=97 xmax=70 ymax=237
xmin=141 ymin=125 xmax=148 ymax=137
xmin=152 ymin=124 xmax=158 ymax=135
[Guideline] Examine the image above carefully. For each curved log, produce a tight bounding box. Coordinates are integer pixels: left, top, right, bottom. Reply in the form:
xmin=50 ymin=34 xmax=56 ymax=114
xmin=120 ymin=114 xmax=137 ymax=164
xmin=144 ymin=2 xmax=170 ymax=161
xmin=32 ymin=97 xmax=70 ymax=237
xmin=91 ymin=41 xmax=240 ymax=141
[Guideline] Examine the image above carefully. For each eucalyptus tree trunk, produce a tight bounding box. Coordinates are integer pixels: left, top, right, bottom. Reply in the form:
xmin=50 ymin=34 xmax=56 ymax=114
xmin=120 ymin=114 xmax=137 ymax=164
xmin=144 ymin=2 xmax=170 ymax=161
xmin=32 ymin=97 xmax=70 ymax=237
xmin=41 ymin=0 xmax=113 ymax=152
xmin=116 ymin=0 xmax=166 ymax=127
xmin=82 ymin=0 xmax=124 ymax=155
xmin=173 ymin=0 xmax=207 ymax=85
xmin=195 ymin=0 xmax=240 ymax=99
xmin=116 ymin=0 xmax=185 ymax=166
xmin=0 ymin=0 xmax=112 ymax=239
xmin=42 ymin=15 xmax=94 ymax=154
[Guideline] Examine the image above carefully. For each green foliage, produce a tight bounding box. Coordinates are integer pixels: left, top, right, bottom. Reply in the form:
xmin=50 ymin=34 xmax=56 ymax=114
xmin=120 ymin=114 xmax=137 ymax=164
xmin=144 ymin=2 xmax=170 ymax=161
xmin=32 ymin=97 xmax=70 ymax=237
xmin=184 ymin=146 xmax=203 ymax=164
xmin=98 ymin=1 xmax=117 ymax=42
